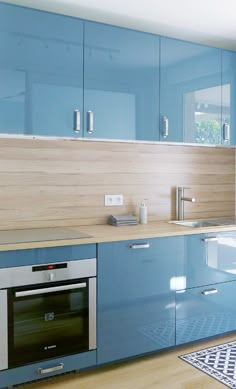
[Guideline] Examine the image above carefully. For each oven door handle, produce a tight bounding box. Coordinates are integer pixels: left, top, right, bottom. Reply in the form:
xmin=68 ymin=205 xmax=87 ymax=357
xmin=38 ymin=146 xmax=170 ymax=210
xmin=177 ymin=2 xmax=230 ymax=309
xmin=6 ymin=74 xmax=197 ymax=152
xmin=15 ymin=282 xmax=87 ymax=298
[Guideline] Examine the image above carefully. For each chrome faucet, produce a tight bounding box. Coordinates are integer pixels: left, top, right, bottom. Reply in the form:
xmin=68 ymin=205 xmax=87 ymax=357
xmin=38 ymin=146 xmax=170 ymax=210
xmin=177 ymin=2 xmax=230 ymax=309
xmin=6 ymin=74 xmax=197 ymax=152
xmin=176 ymin=186 xmax=196 ymax=221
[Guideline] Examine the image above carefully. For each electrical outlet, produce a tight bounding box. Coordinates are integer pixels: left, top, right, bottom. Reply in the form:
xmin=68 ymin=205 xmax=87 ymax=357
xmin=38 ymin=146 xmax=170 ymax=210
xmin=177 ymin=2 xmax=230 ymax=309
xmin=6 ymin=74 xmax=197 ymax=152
xmin=105 ymin=194 xmax=123 ymax=206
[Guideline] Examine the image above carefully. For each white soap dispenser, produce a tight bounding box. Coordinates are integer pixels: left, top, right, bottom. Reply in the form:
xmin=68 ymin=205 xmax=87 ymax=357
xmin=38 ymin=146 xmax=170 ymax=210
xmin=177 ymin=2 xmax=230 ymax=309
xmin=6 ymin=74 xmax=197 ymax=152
xmin=139 ymin=199 xmax=147 ymax=224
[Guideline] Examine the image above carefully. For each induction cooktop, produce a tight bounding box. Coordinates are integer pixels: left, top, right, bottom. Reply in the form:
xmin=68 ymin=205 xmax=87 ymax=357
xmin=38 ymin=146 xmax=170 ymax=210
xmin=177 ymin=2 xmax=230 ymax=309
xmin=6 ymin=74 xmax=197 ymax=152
xmin=0 ymin=227 xmax=92 ymax=245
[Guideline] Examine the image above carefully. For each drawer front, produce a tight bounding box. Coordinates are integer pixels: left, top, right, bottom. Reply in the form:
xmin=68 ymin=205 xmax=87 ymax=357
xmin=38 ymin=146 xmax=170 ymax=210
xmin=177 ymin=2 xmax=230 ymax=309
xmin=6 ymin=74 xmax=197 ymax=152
xmin=176 ymin=281 xmax=236 ymax=345
xmin=176 ymin=232 xmax=236 ymax=289
xmin=0 ymin=244 xmax=96 ymax=268
xmin=0 ymin=351 xmax=96 ymax=388
xmin=98 ymin=237 xmax=184 ymax=304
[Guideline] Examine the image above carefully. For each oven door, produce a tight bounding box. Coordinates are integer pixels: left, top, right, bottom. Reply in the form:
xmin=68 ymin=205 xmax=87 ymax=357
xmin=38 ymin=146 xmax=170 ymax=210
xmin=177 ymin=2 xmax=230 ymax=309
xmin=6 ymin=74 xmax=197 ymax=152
xmin=7 ymin=277 xmax=96 ymax=368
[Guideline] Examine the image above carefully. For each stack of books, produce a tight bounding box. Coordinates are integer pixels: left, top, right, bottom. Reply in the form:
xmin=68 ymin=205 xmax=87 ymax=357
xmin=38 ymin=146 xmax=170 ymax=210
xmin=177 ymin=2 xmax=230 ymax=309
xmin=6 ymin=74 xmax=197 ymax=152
xmin=108 ymin=214 xmax=138 ymax=226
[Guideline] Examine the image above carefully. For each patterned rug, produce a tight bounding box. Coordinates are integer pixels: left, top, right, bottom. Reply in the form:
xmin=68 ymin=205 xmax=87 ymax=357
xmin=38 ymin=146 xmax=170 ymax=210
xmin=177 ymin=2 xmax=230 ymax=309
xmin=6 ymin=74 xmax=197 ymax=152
xmin=180 ymin=340 xmax=236 ymax=388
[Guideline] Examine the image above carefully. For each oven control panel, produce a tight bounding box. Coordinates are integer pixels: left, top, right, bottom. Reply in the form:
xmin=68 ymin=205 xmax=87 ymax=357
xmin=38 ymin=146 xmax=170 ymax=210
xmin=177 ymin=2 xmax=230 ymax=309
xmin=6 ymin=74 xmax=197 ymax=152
xmin=32 ymin=263 xmax=67 ymax=272
xmin=32 ymin=263 xmax=69 ymax=283
xmin=0 ymin=258 xmax=96 ymax=288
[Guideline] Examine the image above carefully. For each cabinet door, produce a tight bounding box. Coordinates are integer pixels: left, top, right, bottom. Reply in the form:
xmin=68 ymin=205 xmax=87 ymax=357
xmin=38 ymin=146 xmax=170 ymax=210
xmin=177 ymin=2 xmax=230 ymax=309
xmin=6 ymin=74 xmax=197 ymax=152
xmin=0 ymin=3 xmax=83 ymax=137
xmin=84 ymin=22 xmax=159 ymax=140
xmin=176 ymin=232 xmax=236 ymax=290
xmin=160 ymin=37 xmax=222 ymax=144
xmin=97 ymin=237 xmax=182 ymax=364
xmin=176 ymin=281 xmax=236 ymax=345
xmin=222 ymin=49 xmax=236 ymax=145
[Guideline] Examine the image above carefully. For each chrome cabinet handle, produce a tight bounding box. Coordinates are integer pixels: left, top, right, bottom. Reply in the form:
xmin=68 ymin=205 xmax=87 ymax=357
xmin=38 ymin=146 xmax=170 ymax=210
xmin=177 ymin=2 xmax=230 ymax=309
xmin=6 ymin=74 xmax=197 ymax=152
xmin=0 ymin=290 xmax=8 ymax=371
xmin=201 ymin=288 xmax=218 ymax=295
xmin=163 ymin=116 xmax=169 ymax=138
xmin=15 ymin=282 xmax=86 ymax=297
xmin=129 ymin=243 xmax=150 ymax=249
xmin=74 ymin=110 xmax=80 ymax=133
xmin=223 ymin=123 xmax=230 ymax=141
xmin=201 ymin=237 xmax=218 ymax=242
xmin=87 ymin=111 xmax=94 ymax=134
xmin=38 ymin=363 xmax=64 ymax=375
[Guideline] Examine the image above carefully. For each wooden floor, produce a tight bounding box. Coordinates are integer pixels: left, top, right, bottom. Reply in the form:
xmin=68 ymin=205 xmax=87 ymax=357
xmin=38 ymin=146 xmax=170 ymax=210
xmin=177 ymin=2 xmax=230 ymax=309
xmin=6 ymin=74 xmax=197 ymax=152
xmin=26 ymin=334 xmax=236 ymax=389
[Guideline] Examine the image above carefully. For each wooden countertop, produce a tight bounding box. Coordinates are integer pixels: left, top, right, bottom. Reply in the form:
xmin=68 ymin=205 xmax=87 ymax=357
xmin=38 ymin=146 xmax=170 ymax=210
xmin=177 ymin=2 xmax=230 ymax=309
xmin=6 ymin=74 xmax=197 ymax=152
xmin=1 ymin=221 xmax=236 ymax=251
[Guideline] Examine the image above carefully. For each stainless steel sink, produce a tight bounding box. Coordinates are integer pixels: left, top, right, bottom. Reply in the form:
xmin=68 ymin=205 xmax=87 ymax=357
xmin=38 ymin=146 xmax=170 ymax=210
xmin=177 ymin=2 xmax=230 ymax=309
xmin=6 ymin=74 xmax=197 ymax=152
xmin=171 ymin=220 xmax=218 ymax=228
xmin=169 ymin=217 xmax=236 ymax=228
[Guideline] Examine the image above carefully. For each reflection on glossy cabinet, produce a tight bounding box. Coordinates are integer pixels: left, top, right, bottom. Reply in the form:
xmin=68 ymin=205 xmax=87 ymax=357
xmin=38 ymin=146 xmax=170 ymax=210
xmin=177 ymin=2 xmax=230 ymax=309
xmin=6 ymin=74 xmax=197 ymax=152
xmin=222 ymin=49 xmax=236 ymax=145
xmin=97 ymin=237 xmax=183 ymax=364
xmin=0 ymin=3 xmax=83 ymax=137
xmin=176 ymin=281 xmax=236 ymax=345
xmin=176 ymin=231 xmax=236 ymax=345
xmin=160 ymin=37 xmax=223 ymax=144
xmin=1 ymin=3 xmax=235 ymax=145
xmin=84 ymin=22 xmax=159 ymax=140
xmin=176 ymin=232 xmax=236 ymax=290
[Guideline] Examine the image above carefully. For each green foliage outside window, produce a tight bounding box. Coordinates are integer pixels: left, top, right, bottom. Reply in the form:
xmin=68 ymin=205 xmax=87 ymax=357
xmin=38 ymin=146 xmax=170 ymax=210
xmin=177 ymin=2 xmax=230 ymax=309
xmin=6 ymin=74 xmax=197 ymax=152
xmin=195 ymin=119 xmax=221 ymax=144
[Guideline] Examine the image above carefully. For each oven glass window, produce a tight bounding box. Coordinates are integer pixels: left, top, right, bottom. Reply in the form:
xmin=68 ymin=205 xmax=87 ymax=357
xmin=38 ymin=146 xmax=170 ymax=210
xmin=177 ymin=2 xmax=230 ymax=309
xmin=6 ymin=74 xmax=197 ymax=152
xmin=8 ymin=279 xmax=89 ymax=367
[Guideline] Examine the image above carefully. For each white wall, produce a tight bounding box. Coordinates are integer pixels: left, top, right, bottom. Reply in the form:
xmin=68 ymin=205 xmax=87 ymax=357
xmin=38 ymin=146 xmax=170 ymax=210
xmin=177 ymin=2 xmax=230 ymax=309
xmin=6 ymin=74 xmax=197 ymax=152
xmin=3 ymin=0 xmax=236 ymax=50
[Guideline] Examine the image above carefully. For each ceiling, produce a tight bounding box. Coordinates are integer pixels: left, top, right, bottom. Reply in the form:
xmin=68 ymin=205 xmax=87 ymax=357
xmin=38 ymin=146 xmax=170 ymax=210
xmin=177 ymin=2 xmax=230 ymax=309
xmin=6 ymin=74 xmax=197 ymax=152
xmin=3 ymin=0 xmax=236 ymax=50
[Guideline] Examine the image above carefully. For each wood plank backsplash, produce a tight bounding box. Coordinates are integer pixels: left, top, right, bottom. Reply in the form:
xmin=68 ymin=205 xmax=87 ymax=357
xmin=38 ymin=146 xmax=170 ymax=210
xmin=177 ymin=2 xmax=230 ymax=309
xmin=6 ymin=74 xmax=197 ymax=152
xmin=0 ymin=138 xmax=234 ymax=230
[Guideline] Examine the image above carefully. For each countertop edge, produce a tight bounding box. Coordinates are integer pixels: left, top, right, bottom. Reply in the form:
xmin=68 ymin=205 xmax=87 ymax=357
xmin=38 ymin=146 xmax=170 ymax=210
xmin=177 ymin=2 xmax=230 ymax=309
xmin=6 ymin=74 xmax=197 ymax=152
xmin=0 ymin=222 xmax=236 ymax=251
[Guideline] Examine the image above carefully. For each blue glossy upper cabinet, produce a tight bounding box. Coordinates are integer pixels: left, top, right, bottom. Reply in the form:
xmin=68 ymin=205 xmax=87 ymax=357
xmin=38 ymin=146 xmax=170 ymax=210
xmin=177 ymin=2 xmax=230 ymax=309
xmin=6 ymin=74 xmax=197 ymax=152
xmin=222 ymin=49 xmax=236 ymax=145
xmin=0 ymin=3 xmax=83 ymax=137
xmin=160 ymin=37 xmax=223 ymax=144
xmin=84 ymin=22 xmax=159 ymax=140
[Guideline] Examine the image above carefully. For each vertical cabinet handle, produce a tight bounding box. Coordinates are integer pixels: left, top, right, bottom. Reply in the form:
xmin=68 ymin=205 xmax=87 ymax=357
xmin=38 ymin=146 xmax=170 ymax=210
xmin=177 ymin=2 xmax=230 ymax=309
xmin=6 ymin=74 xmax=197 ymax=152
xmin=87 ymin=111 xmax=94 ymax=134
xmin=74 ymin=110 xmax=80 ymax=133
xmin=223 ymin=123 xmax=230 ymax=141
xmin=163 ymin=117 xmax=169 ymax=138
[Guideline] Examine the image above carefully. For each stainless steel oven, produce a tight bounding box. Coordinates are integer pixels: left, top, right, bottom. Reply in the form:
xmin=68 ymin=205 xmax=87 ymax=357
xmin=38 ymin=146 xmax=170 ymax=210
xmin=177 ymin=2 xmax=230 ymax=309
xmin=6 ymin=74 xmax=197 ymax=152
xmin=0 ymin=258 xmax=96 ymax=370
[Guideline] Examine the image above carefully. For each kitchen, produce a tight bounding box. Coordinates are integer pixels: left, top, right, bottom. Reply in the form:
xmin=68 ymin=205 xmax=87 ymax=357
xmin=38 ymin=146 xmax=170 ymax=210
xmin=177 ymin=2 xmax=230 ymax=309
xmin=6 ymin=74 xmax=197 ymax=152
xmin=0 ymin=0 xmax=236 ymax=388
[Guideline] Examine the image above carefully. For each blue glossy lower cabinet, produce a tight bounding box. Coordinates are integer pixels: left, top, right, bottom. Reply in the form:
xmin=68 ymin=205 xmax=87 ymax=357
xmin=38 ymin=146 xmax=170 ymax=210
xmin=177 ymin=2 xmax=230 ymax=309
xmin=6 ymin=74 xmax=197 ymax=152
xmin=176 ymin=233 xmax=236 ymax=290
xmin=0 ymin=351 xmax=96 ymax=388
xmin=98 ymin=292 xmax=174 ymax=365
xmin=97 ymin=237 xmax=183 ymax=364
xmin=176 ymin=281 xmax=236 ymax=345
